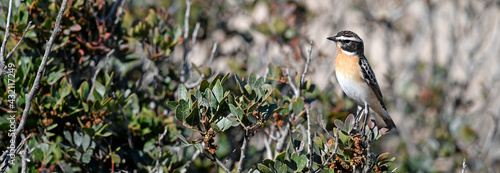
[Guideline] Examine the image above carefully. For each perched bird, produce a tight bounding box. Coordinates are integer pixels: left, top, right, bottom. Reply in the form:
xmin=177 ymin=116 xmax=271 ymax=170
xmin=327 ymin=31 xmax=396 ymax=132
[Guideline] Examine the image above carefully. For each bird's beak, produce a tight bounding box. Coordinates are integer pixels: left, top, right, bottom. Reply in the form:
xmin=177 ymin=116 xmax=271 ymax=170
xmin=327 ymin=37 xmax=336 ymax=42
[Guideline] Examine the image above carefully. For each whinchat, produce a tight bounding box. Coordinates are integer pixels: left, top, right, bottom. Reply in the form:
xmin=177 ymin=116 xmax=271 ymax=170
xmin=327 ymin=30 xmax=396 ymax=131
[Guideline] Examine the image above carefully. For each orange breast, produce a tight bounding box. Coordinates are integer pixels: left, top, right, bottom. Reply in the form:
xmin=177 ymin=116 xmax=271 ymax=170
xmin=334 ymin=45 xmax=363 ymax=82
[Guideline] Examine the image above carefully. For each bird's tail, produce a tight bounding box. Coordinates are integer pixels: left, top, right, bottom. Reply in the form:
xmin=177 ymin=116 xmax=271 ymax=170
xmin=373 ymin=107 xmax=396 ymax=130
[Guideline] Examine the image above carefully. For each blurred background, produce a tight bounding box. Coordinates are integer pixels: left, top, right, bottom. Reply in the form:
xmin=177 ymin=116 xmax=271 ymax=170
xmin=145 ymin=0 xmax=500 ymax=172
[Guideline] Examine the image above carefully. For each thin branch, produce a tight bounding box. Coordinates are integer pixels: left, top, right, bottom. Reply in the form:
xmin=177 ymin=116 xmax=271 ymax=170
xmin=6 ymin=21 xmax=32 ymax=60
xmin=20 ymin=142 xmax=34 ymax=173
xmin=119 ymin=104 xmax=134 ymax=149
xmin=111 ymin=0 xmax=128 ymax=34
xmin=264 ymin=137 xmax=273 ymax=159
xmin=300 ymin=41 xmax=313 ymax=89
xmin=0 ymin=0 xmax=13 ymax=77
xmin=286 ymin=68 xmax=299 ymax=99
xmin=181 ymin=149 xmax=201 ymax=173
xmin=152 ymin=127 xmax=168 ymax=172
xmin=180 ymin=0 xmax=192 ymax=83
xmin=184 ymin=42 xmax=217 ymax=89
xmin=208 ymin=153 xmax=231 ymax=173
xmin=362 ymin=141 xmax=374 ymax=173
xmin=0 ymin=0 xmax=68 ymax=171
xmin=306 ymin=105 xmax=313 ymax=171
xmin=0 ymin=0 xmax=13 ymax=60
xmin=236 ymin=131 xmax=250 ymax=173
xmin=313 ymin=129 xmax=339 ymax=173
xmin=462 ymin=158 xmax=466 ymax=173
xmin=274 ymin=123 xmax=289 ymax=158
xmin=207 ymin=42 xmax=217 ymax=67
xmin=89 ymin=49 xmax=115 ymax=97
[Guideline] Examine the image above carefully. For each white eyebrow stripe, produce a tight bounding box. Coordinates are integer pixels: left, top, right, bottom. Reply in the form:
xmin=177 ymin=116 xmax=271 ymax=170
xmin=335 ymin=36 xmax=362 ymax=42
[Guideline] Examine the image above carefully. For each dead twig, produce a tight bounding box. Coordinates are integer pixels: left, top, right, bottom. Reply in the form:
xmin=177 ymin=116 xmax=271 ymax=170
xmin=0 ymin=0 xmax=69 ymax=172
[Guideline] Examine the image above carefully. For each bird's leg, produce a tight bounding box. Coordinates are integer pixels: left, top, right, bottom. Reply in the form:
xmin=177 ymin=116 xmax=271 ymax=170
xmin=355 ymin=105 xmax=364 ymax=132
xmin=361 ymin=103 xmax=369 ymax=137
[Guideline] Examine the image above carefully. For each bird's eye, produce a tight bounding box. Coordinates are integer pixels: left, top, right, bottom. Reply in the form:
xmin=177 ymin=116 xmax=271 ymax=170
xmin=344 ymin=40 xmax=351 ymax=44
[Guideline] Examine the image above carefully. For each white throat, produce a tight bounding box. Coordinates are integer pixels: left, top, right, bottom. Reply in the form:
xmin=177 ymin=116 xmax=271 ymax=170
xmin=341 ymin=49 xmax=357 ymax=56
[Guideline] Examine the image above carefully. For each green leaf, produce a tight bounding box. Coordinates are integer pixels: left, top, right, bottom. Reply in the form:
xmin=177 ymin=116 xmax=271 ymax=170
xmin=257 ymin=163 xmax=272 ymax=173
xmin=58 ymin=161 xmax=73 ymax=173
xmin=220 ymin=73 xmax=230 ymax=84
xmin=339 ymin=131 xmax=349 ymax=144
xmin=209 ymin=74 xmax=221 ymax=89
xmin=334 ymin=119 xmax=345 ymax=132
xmin=83 ymin=128 xmax=95 ymax=137
xmin=252 ymin=77 xmax=264 ymax=90
xmin=377 ymin=152 xmax=390 ymax=162
xmin=234 ymin=74 xmax=245 ymax=94
xmin=216 ymin=117 xmax=232 ymax=132
xmin=200 ymin=79 xmax=209 ymax=92
xmin=210 ymin=123 xmax=221 ymax=132
xmin=246 ymin=102 xmax=258 ymax=115
xmin=79 ymin=81 xmax=89 ymax=99
xmin=212 ymin=80 xmax=224 ymax=102
xmin=297 ymin=155 xmax=307 ymax=171
xmin=166 ymin=101 xmax=178 ymax=110
xmin=63 ymin=131 xmax=73 ymax=145
xmin=263 ymin=159 xmax=275 ymax=167
xmin=275 ymin=152 xmax=286 ymax=162
xmin=178 ymin=84 xmax=188 ymax=101
xmin=315 ymin=136 xmax=323 ymax=150
xmin=94 ymin=81 xmax=105 ymax=98
xmin=82 ymin=134 xmax=91 ymax=151
xmin=175 ymin=99 xmax=190 ymax=122
xmin=47 ymin=70 xmax=65 ymax=85
xmin=95 ymin=124 xmax=110 ymax=135
xmin=292 ymin=97 xmax=304 ymax=114
xmin=186 ymin=101 xmax=200 ymax=126
xmin=173 ymin=131 xmax=189 ymax=145
xmin=249 ymin=73 xmax=256 ymax=86
xmin=81 ymin=149 xmax=93 ymax=164
xmin=274 ymin=66 xmax=282 ymax=79
xmin=73 ymin=131 xmax=82 ymax=147
xmin=345 ymin=114 xmax=355 ymax=133
xmin=229 ymin=104 xmax=243 ymax=121
xmin=47 ymin=124 xmax=58 ymax=131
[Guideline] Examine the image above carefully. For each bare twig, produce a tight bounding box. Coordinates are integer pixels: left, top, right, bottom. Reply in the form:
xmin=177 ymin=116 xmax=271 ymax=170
xmin=0 ymin=0 xmax=32 ymax=77
xmin=6 ymin=21 xmax=33 ymax=60
xmin=362 ymin=141 xmax=374 ymax=173
xmin=300 ymin=41 xmax=313 ymax=89
xmin=119 ymin=104 xmax=134 ymax=149
xmin=306 ymin=105 xmax=313 ymax=171
xmin=184 ymin=42 xmax=217 ymax=89
xmin=181 ymin=150 xmax=201 ymax=173
xmin=180 ymin=0 xmax=192 ymax=83
xmin=152 ymin=127 xmax=168 ymax=172
xmin=207 ymin=42 xmax=217 ymax=67
xmin=274 ymin=123 xmax=290 ymax=158
xmin=0 ymin=0 xmax=13 ymax=59
xmin=20 ymin=142 xmax=34 ymax=173
xmin=286 ymin=68 xmax=299 ymax=99
xmin=236 ymin=131 xmax=250 ymax=173
xmin=462 ymin=158 xmax=466 ymax=173
xmin=207 ymin=153 xmax=231 ymax=173
xmin=0 ymin=0 xmax=69 ymax=171
xmin=110 ymin=0 xmax=128 ymax=34
xmin=89 ymin=49 xmax=115 ymax=97
xmin=313 ymin=129 xmax=339 ymax=173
